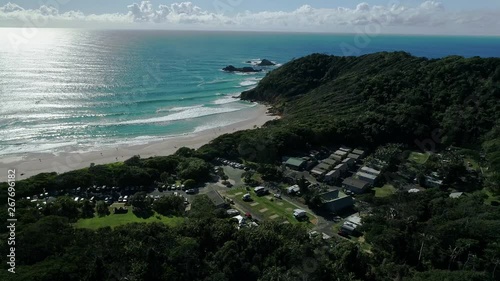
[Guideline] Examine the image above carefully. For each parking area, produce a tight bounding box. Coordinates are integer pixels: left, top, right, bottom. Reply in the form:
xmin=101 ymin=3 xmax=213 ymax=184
xmin=224 ymin=186 xmax=317 ymax=225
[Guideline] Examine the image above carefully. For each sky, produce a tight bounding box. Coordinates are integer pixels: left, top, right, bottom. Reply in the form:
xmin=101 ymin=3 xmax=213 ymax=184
xmin=0 ymin=1 xmax=499 ymax=35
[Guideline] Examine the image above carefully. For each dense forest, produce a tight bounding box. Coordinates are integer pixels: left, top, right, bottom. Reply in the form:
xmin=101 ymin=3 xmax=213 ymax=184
xmin=200 ymin=52 xmax=500 ymax=189
xmin=2 ymin=52 xmax=500 ymax=280
xmin=1 ymin=189 xmax=499 ymax=281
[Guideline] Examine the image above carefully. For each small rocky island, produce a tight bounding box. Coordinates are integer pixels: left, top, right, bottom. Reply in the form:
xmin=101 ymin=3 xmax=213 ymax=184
xmin=222 ymin=65 xmax=262 ymax=73
xmin=223 ymin=59 xmax=276 ymax=73
xmin=257 ymin=59 xmax=276 ymax=66
xmin=244 ymin=59 xmax=276 ymax=66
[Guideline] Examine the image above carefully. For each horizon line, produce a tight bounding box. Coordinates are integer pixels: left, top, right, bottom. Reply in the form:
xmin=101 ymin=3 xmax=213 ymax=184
xmin=1 ymin=27 xmax=499 ymax=38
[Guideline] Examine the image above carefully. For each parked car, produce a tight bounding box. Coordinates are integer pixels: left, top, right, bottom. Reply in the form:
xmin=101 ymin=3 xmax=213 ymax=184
xmin=242 ymin=194 xmax=252 ymax=201
xmin=185 ymin=189 xmax=196 ymax=195
xmin=226 ymin=209 xmax=239 ymax=216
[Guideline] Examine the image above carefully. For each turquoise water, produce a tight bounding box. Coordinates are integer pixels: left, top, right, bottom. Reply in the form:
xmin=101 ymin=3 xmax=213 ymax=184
xmin=1 ymin=29 xmax=500 ymax=155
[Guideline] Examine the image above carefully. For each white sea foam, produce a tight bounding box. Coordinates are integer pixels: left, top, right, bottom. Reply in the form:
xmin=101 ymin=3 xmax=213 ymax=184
xmin=239 ymin=80 xmax=259 ymax=87
xmin=234 ymin=72 xmax=259 ymax=76
xmin=0 ymin=141 xmax=79 ymax=155
xmin=212 ymin=95 xmax=239 ymax=105
xmin=243 ymin=59 xmax=266 ymax=66
xmin=243 ymin=59 xmax=279 ymax=67
xmin=198 ymin=78 xmax=238 ymax=86
xmin=156 ymin=105 xmax=204 ymax=113
xmin=116 ymin=106 xmax=243 ymax=125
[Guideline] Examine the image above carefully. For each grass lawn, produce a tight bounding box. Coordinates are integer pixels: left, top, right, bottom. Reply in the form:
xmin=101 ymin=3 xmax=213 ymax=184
xmin=408 ymin=152 xmax=430 ymax=164
xmin=374 ymin=184 xmax=396 ymax=198
xmin=74 ymin=208 xmax=184 ymax=230
xmin=464 ymin=157 xmax=481 ymax=171
xmin=358 ymin=236 xmax=373 ymax=253
xmin=225 ymin=187 xmax=316 ymax=225
xmin=250 ymin=173 xmax=263 ymax=183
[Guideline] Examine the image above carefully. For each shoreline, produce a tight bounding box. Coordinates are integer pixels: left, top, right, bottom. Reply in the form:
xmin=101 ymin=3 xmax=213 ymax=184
xmin=0 ymin=104 xmax=278 ymax=182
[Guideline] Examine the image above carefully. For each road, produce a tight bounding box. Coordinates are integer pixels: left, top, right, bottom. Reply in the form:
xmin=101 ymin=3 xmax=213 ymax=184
xmin=184 ymin=165 xmax=339 ymax=237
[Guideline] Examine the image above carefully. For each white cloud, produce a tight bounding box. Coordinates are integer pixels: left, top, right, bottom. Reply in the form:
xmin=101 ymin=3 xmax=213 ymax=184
xmin=0 ymin=1 xmax=499 ymax=35
xmin=420 ymin=1 xmax=445 ymax=11
xmin=0 ymin=2 xmax=23 ymax=12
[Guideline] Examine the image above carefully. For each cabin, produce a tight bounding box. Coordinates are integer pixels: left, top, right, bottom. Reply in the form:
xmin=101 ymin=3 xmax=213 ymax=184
xmin=342 ymin=177 xmax=370 ymax=194
xmin=347 ymin=153 xmax=362 ymax=162
xmin=206 ymin=190 xmax=227 ymax=208
xmin=322 ymin=158 xmax=337 ymax=167
xmin=335 ymin=163 xmax=348 ymax=173
xmin=449 ymin=192 xmax=466 ymax=199
xmin=351 ymin=149 xmax=365 ymax=157
xmin=339 ymin=146 xmax=352 ymax=153
xmin=342 ymin=158 xmax=356 ymax=168
xmin=334 ymin=150 xmax=348 ymax=160
xmin=311 ymin=163 xmax=330 ymax=177
xmin=356 ymin=171 xmax=378 ymax=184
xmin=311 ymin=168 xmax=327 ymax=177
xmin=284 ymin=157 xmax=307 ymax=170
xmin=315 ymin=162 xmax=330 ymax=171
xmin=341 ymin=223 xmax=358 ymax=235
xmin=320 ymin=190 xmax=354 ymax=213
xmin=331 ymin=154 xmax=343 ymax=161
xmin=360 ymin=166 xmax=381 ymax=176
xmin=324 ymin=169 xmax=341 ymax=182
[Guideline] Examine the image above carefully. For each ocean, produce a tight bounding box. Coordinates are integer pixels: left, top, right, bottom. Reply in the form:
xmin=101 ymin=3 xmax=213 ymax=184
xmin=1 ymin=29 xmax=500 ymax=156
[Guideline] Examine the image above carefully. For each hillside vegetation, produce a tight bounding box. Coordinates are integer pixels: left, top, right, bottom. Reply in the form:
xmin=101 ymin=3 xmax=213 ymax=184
xmin=201 ymin=52 xmax=500 ymax=188
xmin=242 ymin=52 xmax=500 ymax=145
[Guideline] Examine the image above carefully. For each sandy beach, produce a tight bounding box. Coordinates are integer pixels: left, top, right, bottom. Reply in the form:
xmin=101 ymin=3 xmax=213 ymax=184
xmin=0 ymin=104 xmax=277 ymax=182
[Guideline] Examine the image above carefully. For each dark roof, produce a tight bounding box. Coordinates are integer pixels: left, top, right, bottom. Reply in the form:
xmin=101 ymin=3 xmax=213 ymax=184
xmin=315 ymin=163 xmax=330 ymax=170
xmin=320 ymin=190 xmax=341 ymax=200
xmin=206 ymin=190 xmax=226 ymax=207
xmin=342 ymin=177 xmax=370 ymax=190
